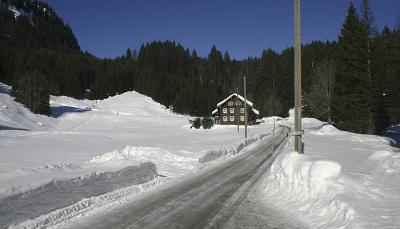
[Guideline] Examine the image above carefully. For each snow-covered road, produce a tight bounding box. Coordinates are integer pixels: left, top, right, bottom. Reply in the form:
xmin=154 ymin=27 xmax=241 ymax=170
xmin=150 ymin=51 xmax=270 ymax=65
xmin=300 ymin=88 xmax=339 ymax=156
xmin=57 ymin=127 xmax=301 ymax=229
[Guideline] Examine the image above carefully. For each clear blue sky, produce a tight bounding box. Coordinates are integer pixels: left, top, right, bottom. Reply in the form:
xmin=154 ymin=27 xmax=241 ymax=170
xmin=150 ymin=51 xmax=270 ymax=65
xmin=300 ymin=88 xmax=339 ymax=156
xmin=45 ymin=0 xmax=399 ymax=60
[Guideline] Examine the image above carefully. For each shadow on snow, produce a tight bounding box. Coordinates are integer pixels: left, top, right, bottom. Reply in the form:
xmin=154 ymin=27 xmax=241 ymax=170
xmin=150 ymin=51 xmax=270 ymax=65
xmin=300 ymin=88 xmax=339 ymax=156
xmin=382 ymin=126 xmax=400 ymax=148
xmin=51 ymin=106 xmax=91 ymax=118
xmin=0 ymin=125 xmax=30 ymax=131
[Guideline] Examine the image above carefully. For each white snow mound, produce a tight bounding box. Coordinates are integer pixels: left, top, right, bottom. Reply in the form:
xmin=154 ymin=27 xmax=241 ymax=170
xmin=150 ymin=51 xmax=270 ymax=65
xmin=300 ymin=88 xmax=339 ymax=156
xmin=96 ymin=91 xmax=170 ymax=116
xmin=263 ymin=151 xmax=355 ymax=228
xmin=0 ymin=83 xmax=54 ymax=130
xmin=88 ymin=146 xmax=198 ymax=177
xmin=368 ymin=151 xmax=392 ymax=161
xmin=311 ymin=124 xmax=341 ymax=136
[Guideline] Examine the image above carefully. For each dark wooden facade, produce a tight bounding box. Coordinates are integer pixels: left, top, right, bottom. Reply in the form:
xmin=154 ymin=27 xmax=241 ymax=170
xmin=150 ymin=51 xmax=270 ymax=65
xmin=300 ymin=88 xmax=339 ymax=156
xmin=212 ymin=94 xmax=259 ymax=125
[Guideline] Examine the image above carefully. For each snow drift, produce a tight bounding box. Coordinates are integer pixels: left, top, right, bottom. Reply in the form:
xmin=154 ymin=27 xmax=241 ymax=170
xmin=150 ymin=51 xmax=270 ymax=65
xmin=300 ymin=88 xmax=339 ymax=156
xmin=0 ymin=162 xmax=158 ymax=229
xmin=262 ymin=119 xmax=400 ymax=229
xmin=0 ymin=81 xmax=279 ymax=228
xmin=0 ymin=83 xmax=54 ymax=131
xmin=310 ymin=124 xmax=341 ymax=136
xmin=198 ymin=133 xmax=266 ymax=163
xmin=88 ymin=146 xmax=199 ymax=177
xmin=8 ymin=178 xmax=164 ymax=229
xmin=263 ymin=151 xmax=355 ymax=229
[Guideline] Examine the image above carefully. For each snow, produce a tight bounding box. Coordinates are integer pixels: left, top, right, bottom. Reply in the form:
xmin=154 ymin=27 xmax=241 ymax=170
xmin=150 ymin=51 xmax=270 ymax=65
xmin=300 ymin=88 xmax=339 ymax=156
xmin=2 ymin=81 xmax=400 ymax=228
xmin=0 ymin=83 xmax=55 ymax=131
xmin=251 ymin=107 xmax=260 ymax=115
xmin=259 ymin=116 xmax=284 ymax=124
xmin=383 ymin=125 xmax=400 ymax=147
xmin=8 ymin=178 xmax=164 ymax=229
xmin=8 ymin=6 xmax=21 ymax=18
xmin=216 ymin=93 xmax=254 ymax=107
xmin=0 ymin=83 xmax=272 ymax=228
xmin=198 ymin=132 xmax=268 ymax=163
xmin=87 ymin=146 xmax=199 ymax=177
xmin=2 ymin=162 xmax=158 ymax=229
xmin=262 ymin=118 xmax=400 ymax=229
xmin=310 ymin=124 xmax=341 ymax=136
xmin=214 ymin=93 xmax=260 ymax=116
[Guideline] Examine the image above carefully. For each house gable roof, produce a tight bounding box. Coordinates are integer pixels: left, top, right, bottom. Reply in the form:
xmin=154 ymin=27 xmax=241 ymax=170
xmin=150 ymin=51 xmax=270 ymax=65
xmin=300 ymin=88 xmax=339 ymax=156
xmin=217 ymin=93 xmax=253 ymax=107
xmin=251 ymin=108 xmax=260 ymax=115
xmin=213 ymin=93 xmax=259 ymax=116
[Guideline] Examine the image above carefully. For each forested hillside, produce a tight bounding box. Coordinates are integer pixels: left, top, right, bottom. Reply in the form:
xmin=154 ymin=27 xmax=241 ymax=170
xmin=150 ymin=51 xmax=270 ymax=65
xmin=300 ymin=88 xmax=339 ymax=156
xmin=0 ymin=0 xmax=399 ymax=134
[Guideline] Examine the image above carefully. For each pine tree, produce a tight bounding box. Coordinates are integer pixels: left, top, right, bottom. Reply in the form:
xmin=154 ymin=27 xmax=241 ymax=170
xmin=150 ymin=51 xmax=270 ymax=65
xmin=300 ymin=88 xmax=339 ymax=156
xmin=387 ymin=27 xmax=400 ymax=124
xmin=333 ymin=3 xmax=369 ymax=133
xmin=223 ymin=50 xmax=231 ymax=62
xmin=361 ymin=0 xmax=378 ymax=38
xmin=126 ymin=48 xmax=132 ymax=60
xmin=360 ymin=0 xmax=379 ymax=134
xmin=372 ymin=32 xmax=391 ymax=133
xmin=207 ymin=45 xmax=223 ymax=77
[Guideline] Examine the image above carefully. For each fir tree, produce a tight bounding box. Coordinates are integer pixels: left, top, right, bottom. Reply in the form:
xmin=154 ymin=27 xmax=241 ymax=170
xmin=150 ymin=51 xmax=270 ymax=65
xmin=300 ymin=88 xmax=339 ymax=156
xmin=360 ymin=0 xmax=379 ymax=134
xmin=126 ymin=48 xmax=132 ymax=60
xmin=333 ymin=3 xmax=369 ymax=133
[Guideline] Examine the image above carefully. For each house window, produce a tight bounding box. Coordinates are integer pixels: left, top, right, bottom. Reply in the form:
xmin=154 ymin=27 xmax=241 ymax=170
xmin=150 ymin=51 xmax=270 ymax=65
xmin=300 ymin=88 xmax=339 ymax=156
xmin=230 ymin=108 xmax=235 ymax=113
xmin=240 ymin=116 xmax=245 ymax=122
xmin=223 ymin=116 xmax=228 ymax=121
xmin=240 ymin=108 xmax=245 ymax=113
xmin=236 ymin=101 xmax=241 ymax=105
xmin=230 ymin=116 xmax=235 ymax=121
xmin=223 ymin=108 xmax=227 ymax=113
xmin=228 ymin=101 xmax=233 ymax=106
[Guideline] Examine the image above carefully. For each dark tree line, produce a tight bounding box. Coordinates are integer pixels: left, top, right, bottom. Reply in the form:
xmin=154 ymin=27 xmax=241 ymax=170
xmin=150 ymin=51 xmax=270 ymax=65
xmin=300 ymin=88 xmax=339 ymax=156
xmin=0 ymin=0 xmax=399 ymax=134
xmin=332 ymin=1 xmax=400 ymax=134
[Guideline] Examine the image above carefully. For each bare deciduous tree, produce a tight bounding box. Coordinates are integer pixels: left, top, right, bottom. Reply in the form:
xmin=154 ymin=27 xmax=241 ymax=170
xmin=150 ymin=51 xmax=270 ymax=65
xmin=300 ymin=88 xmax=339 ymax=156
xmin=305 ymin=60 xmax=336 ymax=123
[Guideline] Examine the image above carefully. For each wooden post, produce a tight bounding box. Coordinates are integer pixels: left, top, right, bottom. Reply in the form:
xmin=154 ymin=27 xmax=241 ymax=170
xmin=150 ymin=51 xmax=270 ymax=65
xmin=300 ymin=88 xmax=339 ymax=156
xmin=272 ymin=117 xmax=276 ymax=151
xmin=294 ymin=0 xmax=303 ymax=153
xmin=244 ymin=76 xmax=248 ymax=139
xmin=236 ymin=88 xmax=239 ymax=133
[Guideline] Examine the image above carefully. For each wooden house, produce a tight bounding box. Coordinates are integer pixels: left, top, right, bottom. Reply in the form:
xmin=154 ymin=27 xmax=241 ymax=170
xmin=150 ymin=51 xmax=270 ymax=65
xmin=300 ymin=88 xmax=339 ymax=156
xmin=211 ymin=93 xmax=259 ymax=125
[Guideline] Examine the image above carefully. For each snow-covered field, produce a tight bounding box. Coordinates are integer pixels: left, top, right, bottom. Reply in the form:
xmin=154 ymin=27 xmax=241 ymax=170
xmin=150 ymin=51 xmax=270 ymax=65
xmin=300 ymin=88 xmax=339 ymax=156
xmin=0 ymin=83 xmax=272 ymax=228
xmin=262 ymin=117 xmax=400 ymax=229
xmin=1 ymin=81 xmax=400 ymax=229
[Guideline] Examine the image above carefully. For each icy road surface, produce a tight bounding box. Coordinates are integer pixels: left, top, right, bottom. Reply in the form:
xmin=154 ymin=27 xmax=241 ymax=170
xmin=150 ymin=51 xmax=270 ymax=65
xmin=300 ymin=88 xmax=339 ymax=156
xmin=60 ymin=127 xmax=302 ymax=229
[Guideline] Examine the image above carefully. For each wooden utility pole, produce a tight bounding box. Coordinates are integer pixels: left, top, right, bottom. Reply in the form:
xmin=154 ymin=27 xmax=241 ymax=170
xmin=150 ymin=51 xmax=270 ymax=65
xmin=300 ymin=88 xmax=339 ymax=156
xmin=244 ymin=76 xmax=248 ymax=139
xmin=236 ymin=88 xmax=239 ymax=133
xmin=272 ymin=117 xmax=276 ymax=151
xmin=294 ymin=0 xmax=303 ymax=153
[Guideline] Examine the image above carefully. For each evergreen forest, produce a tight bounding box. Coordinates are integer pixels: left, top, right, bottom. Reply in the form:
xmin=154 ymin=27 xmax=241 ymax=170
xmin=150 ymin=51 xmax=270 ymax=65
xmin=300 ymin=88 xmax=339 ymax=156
xmin=0 ymin=0 xmax=399 ymax=134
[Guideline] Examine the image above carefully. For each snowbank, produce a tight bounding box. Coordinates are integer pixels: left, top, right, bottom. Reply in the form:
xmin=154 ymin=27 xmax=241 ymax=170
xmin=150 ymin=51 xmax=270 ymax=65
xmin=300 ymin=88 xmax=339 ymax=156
xmin=263 ymin=151 xmax=355 ymax=229
xmin=259 ymin=116 xmax=284 ymax=124
xmin=94 ymin=91 xmax=171 ymax=116
xmin=310 ymin=124 xmax=341 ymax=136
xmin=262 ymin=121 xmax=400 ymax=229
xmin=1 ymin=162 xmax=158 ymax=229
xmin=0 ymin=82 xmax=11 ymax=94
xmin=88 ymin=146 xmax=199 ymax=177
xmin=0 ymin=83 xmax=54 ymax=131
xmin=382 ymin=125 xmax=400 ymax=147
xmin=8 ymin=178 xmax=164 ymax=229
xmin=198 ymin=133 xmax=269 ymax=163
xmin=0 ymin=82 xmax=277 ymax=227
